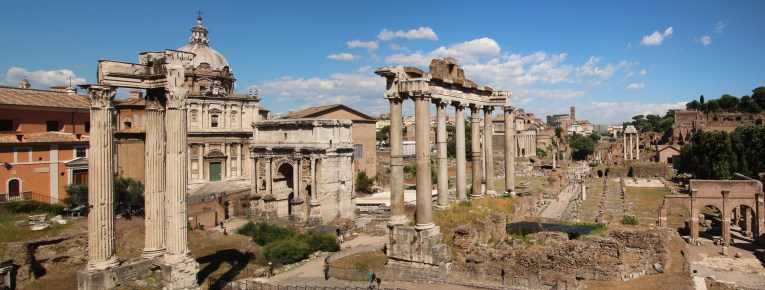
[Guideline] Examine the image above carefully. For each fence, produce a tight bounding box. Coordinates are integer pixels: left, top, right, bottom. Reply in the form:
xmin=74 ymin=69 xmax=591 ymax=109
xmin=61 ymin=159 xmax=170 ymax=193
xmin=0 ymin=191 xmax=60 ymax=204
xmin=207 ymin=267 xmax=264 ymax=290
xmin=218 ymin=280 xmax=404 ymax=290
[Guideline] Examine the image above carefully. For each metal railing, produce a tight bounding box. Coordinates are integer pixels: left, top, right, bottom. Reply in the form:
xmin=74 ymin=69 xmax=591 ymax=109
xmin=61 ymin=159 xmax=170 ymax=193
xmin=0 ymin=191 xmax=59 ymax=204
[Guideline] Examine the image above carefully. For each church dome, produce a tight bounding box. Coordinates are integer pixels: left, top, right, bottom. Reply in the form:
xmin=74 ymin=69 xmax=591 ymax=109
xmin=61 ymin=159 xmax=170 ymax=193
xmin=178 ymin=15 xmax=230 ymax=71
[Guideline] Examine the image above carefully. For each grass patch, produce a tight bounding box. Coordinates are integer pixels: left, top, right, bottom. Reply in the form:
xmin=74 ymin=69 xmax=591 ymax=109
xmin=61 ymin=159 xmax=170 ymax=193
xmin=0 ymin=213 xmax=82 ymax=257
xmin=625 ymin=186 xmax=672 ymax=227
xmin=621 ymin=215 xmax=639 ymax=225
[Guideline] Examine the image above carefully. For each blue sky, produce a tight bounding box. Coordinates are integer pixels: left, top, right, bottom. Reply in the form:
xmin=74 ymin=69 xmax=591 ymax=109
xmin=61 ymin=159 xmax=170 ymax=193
xmin=2 ymin=1 xmax=764 ymax=124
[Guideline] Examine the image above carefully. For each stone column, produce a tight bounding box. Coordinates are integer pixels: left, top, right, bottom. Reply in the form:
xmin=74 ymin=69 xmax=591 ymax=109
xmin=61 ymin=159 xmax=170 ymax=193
xmin=455 ymin=104 xmax=467 ymax=201
xmin=239 ymin=143 xmax=244 ymax=177
xmin=414 ymin=95 xmax=434 ymax=230
xmin=635 ymin=135 xmax=640 ymax=160
xmin=623 ymin=134 xmax=627 ymax=160
xmin=388 ymin=97 xmax=407 ymax=226
xmin=251 ymin=157 xmax=259 ymax=196
xmin=85 ymin=85 xmax=119 ymax=271
xmin=266 ymin=157 xmax=273 ymax=196
xmin=161 ymin=52 xmax=198 ymax=288
xmin=743 ymin=206 xmax=750 ymax=232
xmin=225 ymin=143 xmax=231 ymax=179
xmin=142 ymin=91 xmax=166 ymax=259
xmin=721 ymin=190 xmax=731 ymax=244
xmin=755 ymin=192 xmax=764 ymax=238
xmin=484 ymin=106 xmax=495 ymax=196
xmin=690 ymin=189 xmax=699 ymax=242
xmin=470 ymin=105 xmax=482 ymax=198
xmin=198 ymin=144 xmax=204 ymax=180
xmin=435 ymin=101 xmax=448 ymax=208
xmin=504 ymin=106 xmax=515 ymax=194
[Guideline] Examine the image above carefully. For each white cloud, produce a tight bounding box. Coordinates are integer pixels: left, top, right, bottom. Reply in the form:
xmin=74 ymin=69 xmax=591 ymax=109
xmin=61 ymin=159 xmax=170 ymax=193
xmin=255 ymin=66 xmax=387 ymax=114
xmin=627 ymin=82 xmax=645 ymax=90
xmin=640 ymin=69 xmax=647 ymax=77
xmin=714 ymin=21 xmax=726 ymax=33
xmin=386 ymin=37 xmax=501 ymax=66
xmin=579 ymin=101 xmax=685 ymax=123
xmin=462 ymin=52 xmax=574 ymax=87
xmin=346 ymin=40 xmax=378 ymax=51
xmin=700 ymin=35 xmax=711 ymax=46
xmin=516 ymin=88 xmax=586 ymax=100
xmin=4 ymin=67 xmax=86 ymax=89
xmin=378 ymin=27 xmax=438 ymax=41
xmin=576 ymin=56 xmax=618 ymax=81
xmin=641 ymin=26 xmax=673 ymax=46
xmin=327 ymin=53 xmax=359 ymax=61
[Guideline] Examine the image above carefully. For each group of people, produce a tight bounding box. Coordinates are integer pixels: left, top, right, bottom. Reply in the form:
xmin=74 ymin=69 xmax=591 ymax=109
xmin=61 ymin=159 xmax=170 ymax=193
xmin=368 ymin=269 xmax=381 ymax=289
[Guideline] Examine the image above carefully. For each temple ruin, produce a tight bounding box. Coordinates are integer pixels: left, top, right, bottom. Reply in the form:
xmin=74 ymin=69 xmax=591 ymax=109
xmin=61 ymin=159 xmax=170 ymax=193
xmin=375 ymin=58 xmax=511 ymax=274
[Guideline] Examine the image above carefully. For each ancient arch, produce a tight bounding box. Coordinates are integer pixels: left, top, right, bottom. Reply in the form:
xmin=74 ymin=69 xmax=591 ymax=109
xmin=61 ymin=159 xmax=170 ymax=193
xmin=596 ymin=170 xmax=603 ymax=178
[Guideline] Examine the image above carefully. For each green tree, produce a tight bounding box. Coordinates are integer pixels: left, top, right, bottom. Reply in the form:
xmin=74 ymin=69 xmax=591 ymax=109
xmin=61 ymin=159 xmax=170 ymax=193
xmin=64 ymin=183 xmax=88 ymax=208
xmin=554 ymin=127 xmax=563 ymax=138
xmin=588 ymin=132 xmax=601 ymax=143
xmin=114 ymin=176 xmax=144 ymax=207
xmin=376 ymin=125 xmax=390 ymax=142
xmin=752 ymin=86 xmax=765 ymax=109
xmin=446 ymin=122 xmax=472 ymax=159
xmin=568 ymin=134 xmax=595 ymax=160
xmin=536 ymin=148 xmax=547 ymax=157
xmin=356 ymin=171 xmax=374 ymax=193
xmin=677 ymin=130 xmax=736 ymax=179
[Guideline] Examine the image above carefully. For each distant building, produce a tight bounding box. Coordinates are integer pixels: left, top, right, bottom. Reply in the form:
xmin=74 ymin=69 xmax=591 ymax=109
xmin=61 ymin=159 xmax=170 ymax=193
xmin=0 ymin=82 xmax=90 ymax=203
xmin=671 ymin=110 xmax=763 ymax=145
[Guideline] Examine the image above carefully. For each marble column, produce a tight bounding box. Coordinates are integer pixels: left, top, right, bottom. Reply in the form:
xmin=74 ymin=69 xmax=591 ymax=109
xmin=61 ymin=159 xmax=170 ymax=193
xmin=484 ymin=106 xmax=495 ymax=196
xmin=455 ymin=104 xmax=467 ymax=200
xmin=628 ymin=134 xmax=633 ymax=160
xmin=504 ymin=106 xmax=515 ymax=194
xmin=435 ymin=101 xmax=448 ymax=207
xmin=85 ymin=85 xmax=119 ymax=271
xmin=162 ymin=52 xmax=198 ymax=288
xmin=251 ymin=157 xmax=259 ymax=196
xmin=635 ymin=135 xmax=640 ymax=160
xmin=623 ymin=133 xmax=627 ymax=160
xmin=239 ymin=143 xmax=244 ymax=177
xmin=721 ymin=190 xmax=731 ymax=243
xmin=198 ymin=144 xmax=204 ymax=180
xmin=142 ymin=91 xmax=166 ymax=259
xmin=266 ymin=157 xmax=273 ymax=196
xmin=225 ymin=143 xmax=231 ymax=179
xmin=388 ymin=97 xmax=407 ymax=226
xmin=414 ymin=95 xmax=434 ymax=230
xmin=470 ymin=105 xmax=482 ymax=198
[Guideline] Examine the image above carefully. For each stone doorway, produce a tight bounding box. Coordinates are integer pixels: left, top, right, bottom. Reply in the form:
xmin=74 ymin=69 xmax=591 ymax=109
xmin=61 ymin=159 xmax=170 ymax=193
xmin=209 ymin=162 xmax=222 ymax=181
xmin=8 ymin=179 xmax=19 ymax=195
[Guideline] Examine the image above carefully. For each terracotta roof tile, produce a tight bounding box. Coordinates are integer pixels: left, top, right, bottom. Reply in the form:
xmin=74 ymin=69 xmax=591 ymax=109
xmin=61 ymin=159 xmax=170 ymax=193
xmin=0 ymin=86 xmax=90 ymax=109
xmin=22 ymin=132 xmax=83 ymax=143
xmin=0 ymin=135 xmax=20 ymax=143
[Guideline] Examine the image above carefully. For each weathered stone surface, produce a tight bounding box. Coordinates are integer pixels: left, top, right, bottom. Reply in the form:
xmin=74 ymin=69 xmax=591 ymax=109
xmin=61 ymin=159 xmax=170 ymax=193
xmin=3 ymin=233 xmax=87 ymax=289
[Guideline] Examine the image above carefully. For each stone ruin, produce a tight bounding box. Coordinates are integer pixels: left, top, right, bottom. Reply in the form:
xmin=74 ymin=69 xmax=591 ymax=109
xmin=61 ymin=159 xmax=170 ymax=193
xmin=375 ymin=58 xmax=512 ymax=276
xmin=451 ymin=213 xmax=672 ymax=289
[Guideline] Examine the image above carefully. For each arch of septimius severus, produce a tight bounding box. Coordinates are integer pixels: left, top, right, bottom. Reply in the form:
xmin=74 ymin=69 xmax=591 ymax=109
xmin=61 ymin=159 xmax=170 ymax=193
xmin=77 ymin=50 xmax=199 ymax=289
xmin=375 ymin=58 xmax=512 ymax=272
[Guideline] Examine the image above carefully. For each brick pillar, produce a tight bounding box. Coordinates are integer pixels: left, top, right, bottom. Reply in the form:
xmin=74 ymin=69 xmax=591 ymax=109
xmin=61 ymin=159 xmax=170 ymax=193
xmin=721 ymin=190 xmax=731 ymax=244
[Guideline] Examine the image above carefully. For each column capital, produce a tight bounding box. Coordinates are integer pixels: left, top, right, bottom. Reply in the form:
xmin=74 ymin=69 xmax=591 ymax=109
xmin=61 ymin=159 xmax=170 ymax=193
xmin=452 ymin=101 xmax=466 ymax=109
xmin=721 ymin=190 xmax=730 ymax=198
xmin=504 ymin=105 xmax=515 ymax=112
xmin=83 ymin=85 xmax=116 ymax=109
xmin=410 ymin=93 xmax=431 ymax=101
xmin=432 ymin=98 xmax=448 ymax=108
xmin=387 ymin=95 xmax=404 ymax=104
xmin=483 ymin=105 xmax=494 ymax=112
xmin=145 ymin=94 xmax=165 ymax=111
xmin=165 ymin=86 xmax=188 ymax=109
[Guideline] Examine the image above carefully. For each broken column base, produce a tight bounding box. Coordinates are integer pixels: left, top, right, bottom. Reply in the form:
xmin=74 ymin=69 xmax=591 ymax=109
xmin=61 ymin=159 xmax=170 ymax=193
xmin=77 ymin=268 xmax=117 ymax=290
xmin=78 ymin=258 xmax=157 ymax=290
xmin=161 ymin=254 xmax=200 ymax=290
xmin=387 ymin=225 xmax=451 ymax=266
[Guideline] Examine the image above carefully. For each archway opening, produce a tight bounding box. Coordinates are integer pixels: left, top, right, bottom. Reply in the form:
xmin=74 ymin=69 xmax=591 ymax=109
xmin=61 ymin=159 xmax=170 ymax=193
xmin=732 ymin=205 xmax=757 ymax=245
xmin=666 ymin=204 xmax=690 ymax=235
xmin=698 ymin=205 xmax=722 ymax=241
xmin=596 ymin=170 xmax=603 ymax=178
xmin=277 ymin=163 xmax=294 ymax=189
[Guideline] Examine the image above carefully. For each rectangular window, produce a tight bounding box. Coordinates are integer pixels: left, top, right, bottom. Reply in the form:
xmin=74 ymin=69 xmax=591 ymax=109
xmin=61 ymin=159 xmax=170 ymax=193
xmin=46 ymin=121 xmax=59 ymax=132
xmin=353 ymin=144 xmax=363 ymax=159
xmin=84 ymin=122 xmax=90 ymax=133
xmin=75 ymin=147 xmax=86 ymax=158
xmin=0 ymin=119 xmax=13 ymax=131
xmin=211 ymin=115 xmax=219 ymax=128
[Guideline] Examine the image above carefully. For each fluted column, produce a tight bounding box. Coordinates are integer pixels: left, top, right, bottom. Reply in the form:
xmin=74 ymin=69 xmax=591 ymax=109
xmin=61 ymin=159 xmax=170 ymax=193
xmin=504 ymin=106 xmax=515 ymax=194
xmin=414 ymin=95 xmax=434 ymax=230
xmin=239 ymin=143 xmax=244 ymax=177
xmin=85 ymin=85 xmax=119 ymax=271
xmin=251 ymin=157 xmax=259 ymax=196
xmin=388 ymin=97 xmax=407 ymax=226
xmin=455 ymin=104 xmax=467 ymax=201
xmin=484 ymin=106 xmax=495 ymax=196
xmin=266 ymin=157 xmax=273 ymax=196
xmin=435 ymin=101 xmax=448 ymax=207
xmin=623 ymin=133 xmax=627 ymax=160
xmin=142 ymin=91 xmax=166 ymax=259
xmin=629 ymin=134 xmax=634 ymax=160
xmin=162 ymin=51 xmax=198 ymax=288
xmin=635 ymin=135 xmax=640 ymax=160
xmin=225 ymin=143 xmax=231 ymax=179
xmin=198 ymin=144 xmax=204 ymax=180
xmin=470 ymin=105 xmax=482 ymax=198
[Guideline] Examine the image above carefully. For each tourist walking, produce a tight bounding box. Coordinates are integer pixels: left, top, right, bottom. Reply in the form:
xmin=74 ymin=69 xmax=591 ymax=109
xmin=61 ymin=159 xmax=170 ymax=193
xmin=268 ymin=262 xmax=274 ymax=277
xmin=368 ymin=269 xmax=376 ymax=289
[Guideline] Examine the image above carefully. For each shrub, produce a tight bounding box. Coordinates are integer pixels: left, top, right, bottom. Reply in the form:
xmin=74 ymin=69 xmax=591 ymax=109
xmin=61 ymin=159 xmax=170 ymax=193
xmin=262 ymin=239 xmax=311 ymax=265
xmin=3 ymin=200 xmax=65 ymax=215
xmin=238 ymin=222 xmax=294 ymax=246
xmin=621 ymin=215 xmax=639 ymax=225
xmin=356 ymin=171 xmax=374 ymax=193
xmin=64 ymin=184 xmax=88 ymax=208
xmin=299 ymin=231 xmax=340 ymax=252
xmin=458 ymin=200 xmax=472 ymax=207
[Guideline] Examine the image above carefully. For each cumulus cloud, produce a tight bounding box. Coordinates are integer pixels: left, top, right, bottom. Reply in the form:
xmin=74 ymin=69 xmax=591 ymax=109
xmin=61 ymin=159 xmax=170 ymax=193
xmin=327 ymin=53 xmax=359 ymax=61
xmin=4 ymin=67 xmax=86 ymax=89
xmin=641 ymin=27 xmax=673 ymax=46
xmin=347 ymin=40 xmax=378 ymax=51
xmin=578 ymin=101 xmax=685 ymax=123
xmin=640 ymin=69 xmax=647 ymax=77
xmin=462 ymin=52 xmax=574 ymax=88
xmin=576 ymin=57 xmax=619 ymax=82
xmin=627 ymin=82 xmax=645 ymax=90
xmin=386 ymin=37 xmax=501 ymax=66
xmin=714 ymin=21 xmax=726 ymax=33
xmin=515 ymin=88 xmax=586 ymax=101
xmin=254 ymin=66 xmax=387 ymax=115
xmin=378 ymin=27 xmax=438 ymax=41
xmin=700 ymin=35 xmax=711 ymax=46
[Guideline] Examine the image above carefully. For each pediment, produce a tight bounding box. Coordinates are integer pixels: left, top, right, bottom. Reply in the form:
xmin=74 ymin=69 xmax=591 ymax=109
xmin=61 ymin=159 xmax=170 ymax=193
xmin=204 ymin=149 xmax=226 ymax=159
xmin=65 ymin=157 xmax=89 ymax=167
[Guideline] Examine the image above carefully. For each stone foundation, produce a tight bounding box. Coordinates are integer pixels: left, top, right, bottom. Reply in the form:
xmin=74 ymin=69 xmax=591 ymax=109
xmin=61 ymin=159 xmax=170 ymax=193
xmin=387 ymin=226 xmax=451 ymax=266
xmin=383 ymin=259 xmax=449 ymax=281
xmin=161 ymin=254 xmax=200 ymax=290
xmin=77 ymin=258 xmax=157 ymax=290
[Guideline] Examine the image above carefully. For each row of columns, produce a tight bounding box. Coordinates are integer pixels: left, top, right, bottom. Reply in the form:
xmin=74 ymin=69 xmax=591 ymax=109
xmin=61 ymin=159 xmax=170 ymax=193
xmin=516 ymin=133 xmax=536 ymax=157
xmin=623 ymin=132 xmax=639 ymax=160
xmin=190 ymin=142 xmax=247 ymax=181
xmin=387 ymin=96 xmax=516 ymax=228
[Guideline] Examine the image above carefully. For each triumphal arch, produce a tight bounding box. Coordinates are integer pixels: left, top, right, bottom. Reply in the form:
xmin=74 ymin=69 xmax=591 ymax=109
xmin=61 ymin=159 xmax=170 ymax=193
xmin=659 ymin=177 xmax=764 ymax=245
xmin=375 ymin=58 xmax=512 ymax=277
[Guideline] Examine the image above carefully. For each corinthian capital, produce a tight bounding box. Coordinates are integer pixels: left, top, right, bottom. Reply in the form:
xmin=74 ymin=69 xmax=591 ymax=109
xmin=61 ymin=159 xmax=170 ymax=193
xmin=84 ymin=85 xmax=116 ymax=109
xmin=504 ymin=105 xmax=515 ymax=112
xmin=165 ymin=86 xmax=188 ymax=109
xmin=145 ymin=94 xmax=165 ymax=111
